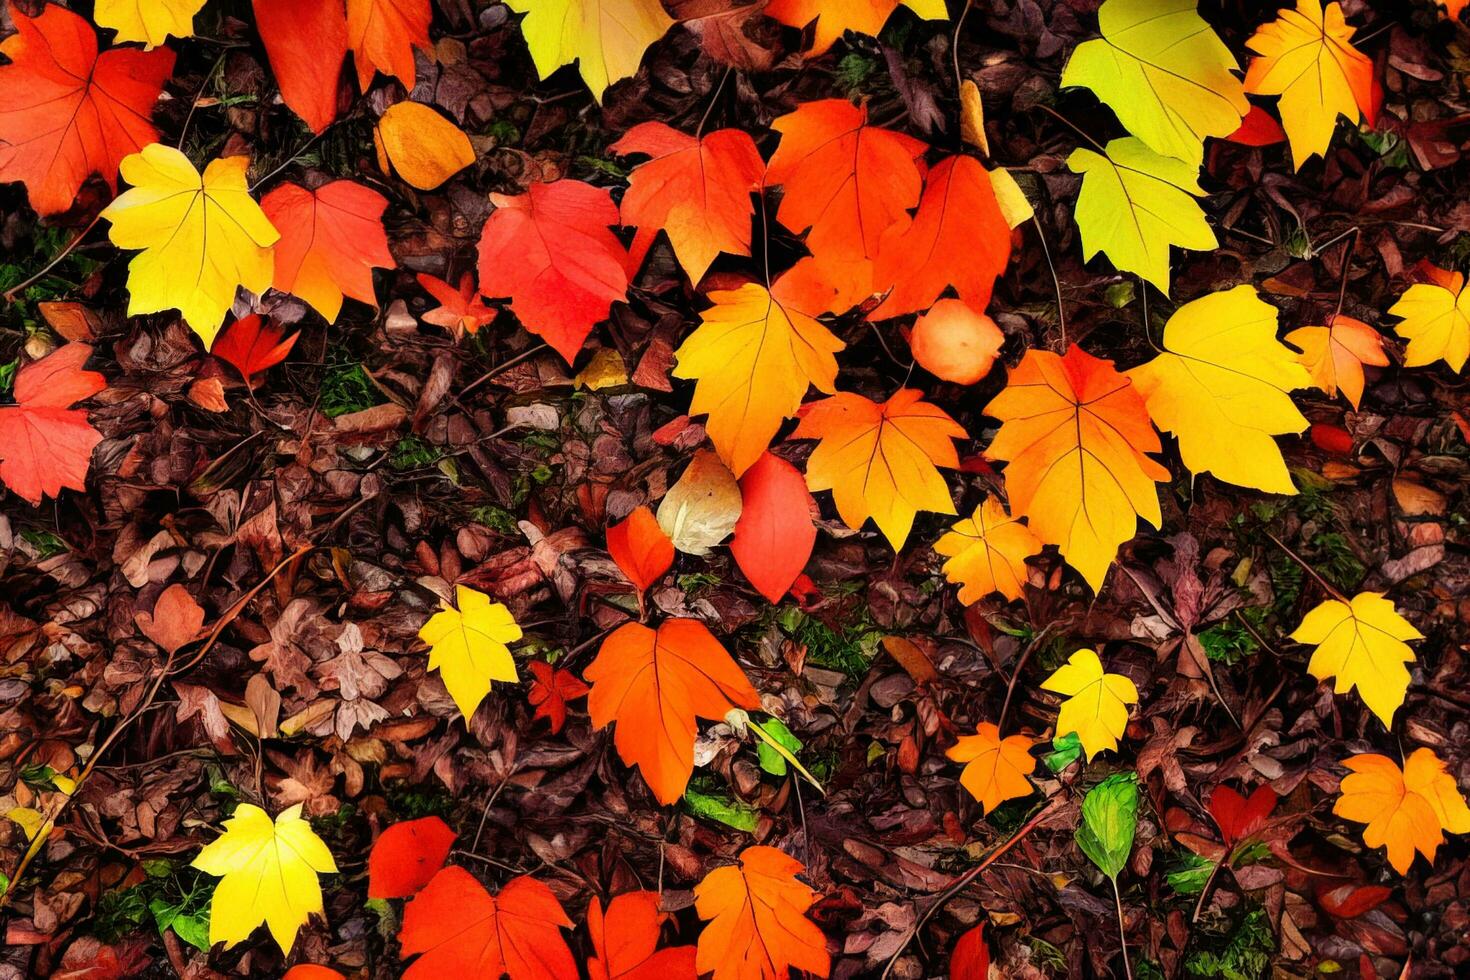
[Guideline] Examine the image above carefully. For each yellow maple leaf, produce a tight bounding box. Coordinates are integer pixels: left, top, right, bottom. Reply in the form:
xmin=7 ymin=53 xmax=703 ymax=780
xmin=1129 ymin=285 xmax=1311 ymax=495
xmin=1061 ymin=0 xmax=1247 ymax=165
xmin=94 ymin=0 xmax=204 ymax=48
xmin=102 ymin=144 xmax=279 ymax=346
xmin=1041 ymin=649 xmax=1138 ymax=760
xmin=1388 ymin=267 xmax=1470 ymax=372
xmin=191 ymin=803 xmax=338 ymax=955
xmin=1244 ymin=0 xmax=1374 ymax=170
xmin=505 ymin=0 xmax=674 ymax=102
xmin=1285 ymin=315 xmax=1388 ymax=409
xmin=946 ymin=722 xmax=1036 ymax=814
xmin=934 ymin=497 xmax=1041 ymax=604
xmin=1067 ymin=137 xmax=1216 ymax=294
xmin=1334 ymin=748 xmax=1470 ymax=874
xmin=984 ymin=346 xmax=1168 ymax=592
xmin=673 ymin=280 xmax=845 ymax=478
xmin=418 ymin=585 xmax=523 ymax=720
xmin=1291 ymin=591 xmax=1421 ymax=727
xmin=792 ymin=388 xmax=965 ymax=550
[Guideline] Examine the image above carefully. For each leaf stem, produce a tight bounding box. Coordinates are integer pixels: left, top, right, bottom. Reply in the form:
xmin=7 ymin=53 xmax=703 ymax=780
xmin=1111 ymin=876 xmax=1134 ymax=980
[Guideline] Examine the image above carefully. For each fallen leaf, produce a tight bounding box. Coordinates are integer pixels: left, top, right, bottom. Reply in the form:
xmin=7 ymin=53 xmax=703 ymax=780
xmin=934 ymin=497 xmax=1041 ymax=603
xmin=1060 ymin=0 xmax=1247 ymax=164
xmin=947 ymin=723 xmax=1036 ymax=814
xmin=673 ymin=279 xmax=844 ymax=476
xmin=657 ymin=450 xmax=744 ymax=556
xmin=612 ymin=123 xmax=764 ymax=283
xmin=102 ymin=144 xmax=280 ymax=344
xmin=1209 ymin=784 xmax=1277 ymax=847
xmin=1129 ymin=285 xmax=1311 ymax=494
xmin=1286 ymin=315 xmax=1388 ymax=409
xmin=1040 ymin=649 xmax=1139 ymax=760
xmin=583 ymin=618 xmax=760 ymax=804
xmin=211 ymin=314 xmax=300 ymax=384
xmin=368 ymin=816 xmax=456 ymax=899
xmin=766 ymin=0 xmax=946 ymax=55
xmin=793 ymin=388 xmax=965 ymax=550
xmin=1291 ymin=591 xmax=1421 ymax=727
xmin=908 ymin=299 xmax=1004 ymax=385
xmin=959 ymin=79 xmax=989 ymax=155
xmin=731 ymin=452 xmax=817 ymax=604
xmin=347 ymin=0 xmax=433 ymax=91
xmin=949 ymin=922 xmax=989 ymax=980
xmin=984 ymin=345 xmax=1167 ymax=591
xmin=1067 ymin=136 xmax=1216 ymax=294
xmin=505 ymin=0 xmax=674 ymax=101
xmin=261 ymin=180 xmax=394 ymax=322
xmin=1334 ymin=748 xmax=1470 ymax=874
xmin=766 ymin=99 xmax=927 ymax=311
xmin=693 ymin=845 xmax=830 ymax=980
xmin=1245 ymin=0 xmax=1374 ymax=169
xmin=1388 ymin=264 xmax=1470 ymax=372
xmin=587 ymin=891 xmax=698 ymax=980
xmin=0 ymin=343 xmax=106 ymax=506
xmin=0 ymin=7 xmax=174 ymax=216
xmin=607 ymin=505 xmax=674 ymax=591
xmin=94 ymin=0 xmax=203 ymax=47
xmin=477 ymin=179 xmax=630 ymax=364
xmin=418 ymin=585 xmax=523 ymax=720
xmin=417 ymin=272 xmax=497 ymax=334
xmin=870 ymin=154 xmax=1011 ymax=320
xmin=134 ymin=584 xmax=205 ymax=655
xmin=399 ymin=866 xmax=577 ymax=979
xmin=191 ymin=803 xmax=338 ymax=955
xmin=374 ymin=101 xmax=475 ymax=191
xmin=528 ymin=661 xmax=590 ymax=734
xmin=254 ymin=0 xmax=349 ymax=133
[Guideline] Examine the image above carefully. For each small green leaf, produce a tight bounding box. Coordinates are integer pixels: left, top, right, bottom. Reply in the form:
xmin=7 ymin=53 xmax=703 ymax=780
xmin=1076 ymin=773 xmax=1139 ymax=881
xmin=753 ymin=717 xmax=802 ymax=776
xmin=684 ymin=789 xmax=758 ymax=832
xmin=1044 ymin=731 xmax=1083 ymax=772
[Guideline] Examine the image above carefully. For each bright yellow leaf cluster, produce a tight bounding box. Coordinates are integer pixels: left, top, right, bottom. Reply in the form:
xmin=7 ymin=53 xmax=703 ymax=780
xmin=418 ymin=585 xmax=523 ymax=720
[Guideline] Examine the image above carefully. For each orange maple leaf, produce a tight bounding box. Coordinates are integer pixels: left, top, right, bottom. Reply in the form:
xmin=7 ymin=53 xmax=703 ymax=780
xmin=693 ymin=846 xmax=830 ymax=980
xmin=870 ymin=155 xmax=1011 ymax=320
xmin=612 ymin=123 xmax=765 ymax=283
xmin=253 ymin=0 xmax=348 ymax=133
xmin=0 ymin=6 xmax=174 ymax=215
xmin=588 ymin=891 xmax=698 ymax=980
xmin=416 ymin=272 xmax=496 ymax=335
xmin=1285 ymin=314 xmax=1387 ymax=409
xmin=791 ymin=388 xmax=965 ymax=549
xmin=983 ymin=345 xmax=1168 ymax=591
xmin=399 ymin=866 xmax=577 ymax=979
xmin=1334 ymin=749 xmax=1470 ymax=874
xmin=0 ymin=343 xmax=106 ymax=506
xmin=477 ymin=180 xmax=632 ymax=364
xmin=946 ymin=723 xmax=1036 ymax=814
xmin=766 ymin=99 xmax=927 ymax=312
xmin=766 ymin=0 xmax=944 ymax=55
xmin=261 ymin=180 xmax=395 ymax=323
xmin=583 ymin=619 xmax=759 ymax=804
xmin=347 ymin=0 xmax=433 ymax=91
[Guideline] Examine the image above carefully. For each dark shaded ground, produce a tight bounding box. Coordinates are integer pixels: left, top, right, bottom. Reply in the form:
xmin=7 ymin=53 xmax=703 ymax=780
xmin=2 ymin=0 xmax=1470 ymax=977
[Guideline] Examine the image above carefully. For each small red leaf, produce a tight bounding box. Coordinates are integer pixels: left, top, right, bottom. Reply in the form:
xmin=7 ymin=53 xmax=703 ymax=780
xmin=0 ymin=342 xmax=105 ymax=506
xmin=730 ymin=452 xmax=816 ymax=603
xmin=1310 ymin=422 xmax=1355 ymax=457
xmin=281 ymin=968 xmax=345 ymax=980
xmin=606 ymin=505 xmax=674 ymax=592
xmin=1226 ymin=105 xmax=1287 ymax=146
xmin=211 ymin=315 xmax=299 ymax=384
xmin=1208 ymin=784 xmax=1277 ymax=847
xmin=1318 ymin=882 xmax=1393 ymax=920
xmin=949 ymin=922 xmax=989 ymax=980
xmin=527 ymin=660 xmax=590 ymax=734
xmin=368 ymin=816 xmax=456 ymax=899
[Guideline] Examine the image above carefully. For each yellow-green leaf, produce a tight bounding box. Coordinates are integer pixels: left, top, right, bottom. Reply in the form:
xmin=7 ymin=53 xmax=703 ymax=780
xmin=191 ymin=803 xmax=337 ymax=955
xmin=1040 ymin=649 xmax=1138 ymax=760
xmin=1067 ymin=137 xmax=1215 ymax=294
xmin=1291 ymin=591 xmax=1421 ymax=727
xmin=1128 ymin=285 xmax=1311 ymax=495
xmin=418 ymin=585 xmax=523 ymax=720
xmin=101 ymin=144 xmax=279 ymax=345
xmin=505 ymin=0 xmax=674 ymax=102
xmin=1061 ymin=0 xmax=1247 ymax=164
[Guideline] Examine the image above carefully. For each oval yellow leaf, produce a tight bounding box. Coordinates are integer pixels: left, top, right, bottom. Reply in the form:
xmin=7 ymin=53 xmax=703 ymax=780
xmin=375 ymin=101 xmax=475 ymax=190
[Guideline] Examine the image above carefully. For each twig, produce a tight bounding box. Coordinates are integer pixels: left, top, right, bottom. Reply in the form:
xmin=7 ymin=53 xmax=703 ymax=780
xmin=1032 ymin=212 xmax=1068 ymax=349
xmin=458 ymin=344 xmax=550 ymax=400
xmin=4 ymin=214 xmax=104 ymax=303
xmin=178 ymin=51 xmax=228 ymax=150
xmin=695 ymin=67 xmax=733 ymax=139
xmin=1111 ymin=876 xmax=1135 ymax=980
xmin=997 ymin=623 xmax=1056 ymax=737
xmin=878 ymin=797 xmax=1065 ymax=979
xmin=1261 ymin=530 xmax=1350 ymax=605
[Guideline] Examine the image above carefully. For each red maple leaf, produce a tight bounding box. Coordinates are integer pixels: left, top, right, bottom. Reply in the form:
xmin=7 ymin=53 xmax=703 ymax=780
xmin=0 ymin=343 xmax=106 ymax=505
